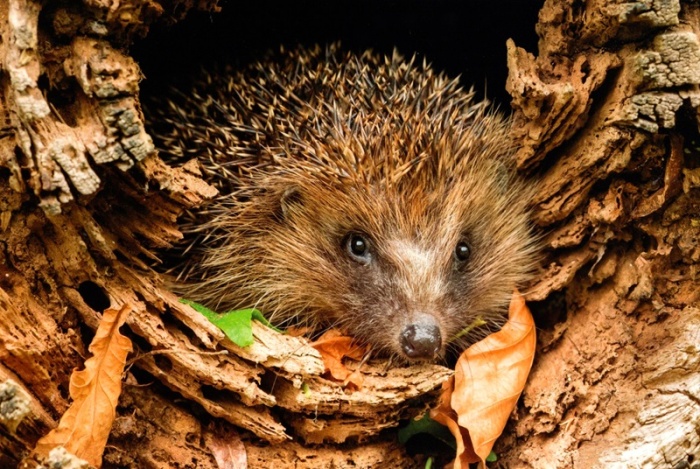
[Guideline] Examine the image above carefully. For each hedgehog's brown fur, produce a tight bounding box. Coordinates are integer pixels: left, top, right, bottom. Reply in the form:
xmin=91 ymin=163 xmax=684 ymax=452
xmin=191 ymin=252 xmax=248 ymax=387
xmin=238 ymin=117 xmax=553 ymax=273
xmin=147 ymin=44 xmax=538 ymax=360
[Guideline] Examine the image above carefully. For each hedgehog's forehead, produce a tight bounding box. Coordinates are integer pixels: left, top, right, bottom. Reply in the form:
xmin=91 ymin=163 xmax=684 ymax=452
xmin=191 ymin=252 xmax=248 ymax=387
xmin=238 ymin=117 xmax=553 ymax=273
xmin=303 ymin=178 xmax=468 ymax=241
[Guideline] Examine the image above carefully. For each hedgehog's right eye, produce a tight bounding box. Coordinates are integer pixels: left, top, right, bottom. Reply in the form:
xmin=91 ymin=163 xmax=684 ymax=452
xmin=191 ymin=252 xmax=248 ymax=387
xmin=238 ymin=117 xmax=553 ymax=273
xmin=454 ymin=240 xmax=471 ymax=263
xmin=345 ymin=233 xmax=371 ymax=264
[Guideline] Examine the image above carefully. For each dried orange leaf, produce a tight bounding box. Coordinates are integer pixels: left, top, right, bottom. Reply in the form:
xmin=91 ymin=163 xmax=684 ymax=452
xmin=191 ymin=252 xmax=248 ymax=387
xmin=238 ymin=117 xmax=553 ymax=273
xmin=430 ymin=377 xmax=479 ymax=464
xmin=311 ymin=329 xmax=368 ymax=387
xmin=432 ymin=292 xmax=536 ymax=468
xmin=34 ymin=305 xmax=133 ymax=467
xmin=285 ymin=325 xmax=314 ymax=337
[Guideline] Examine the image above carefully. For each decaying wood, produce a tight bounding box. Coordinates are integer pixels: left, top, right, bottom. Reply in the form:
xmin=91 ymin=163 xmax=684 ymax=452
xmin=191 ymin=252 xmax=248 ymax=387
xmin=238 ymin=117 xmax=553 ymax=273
xmin=1 ymin=0 xmax=699 ymax=467
xmin=0 ymin=1 xmax=452 ymax=467
xmin=244 ymin=439 xmax=420 ymax=469
xmin=502 ymin=0 xmax=700 ymax=466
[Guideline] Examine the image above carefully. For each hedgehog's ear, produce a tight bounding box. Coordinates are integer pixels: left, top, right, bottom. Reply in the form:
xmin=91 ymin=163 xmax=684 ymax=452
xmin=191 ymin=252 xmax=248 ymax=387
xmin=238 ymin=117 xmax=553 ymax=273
xmin=278 ymin=186 xmax=305 ymax=221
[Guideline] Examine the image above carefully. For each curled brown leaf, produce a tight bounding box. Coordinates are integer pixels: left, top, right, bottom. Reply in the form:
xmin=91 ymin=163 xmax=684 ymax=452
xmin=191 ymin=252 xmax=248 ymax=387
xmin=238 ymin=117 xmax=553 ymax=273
xmin=34 ymin=305 xmax=133 ymax=468
xmin=431 ymin=292 xmax=536 ymax=468
xmin=311 ymin=329 xmax=368 ymax=388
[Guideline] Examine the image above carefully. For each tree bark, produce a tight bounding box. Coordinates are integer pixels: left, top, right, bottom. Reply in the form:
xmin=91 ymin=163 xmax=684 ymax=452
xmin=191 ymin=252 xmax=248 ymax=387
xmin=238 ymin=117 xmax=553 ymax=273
xmin=0 ymin=0 xmax=698 ymax=468
xmin=0 ymin=1 xmax=450 ymax=468
xmin=499 ymin=0 xmax=700 ymax=467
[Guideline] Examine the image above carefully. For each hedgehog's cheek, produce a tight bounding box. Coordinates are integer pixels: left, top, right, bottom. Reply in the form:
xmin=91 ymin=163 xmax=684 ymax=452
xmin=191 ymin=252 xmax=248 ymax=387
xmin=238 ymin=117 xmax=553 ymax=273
xmin=398 ymin=313 xmax=442 ymax=360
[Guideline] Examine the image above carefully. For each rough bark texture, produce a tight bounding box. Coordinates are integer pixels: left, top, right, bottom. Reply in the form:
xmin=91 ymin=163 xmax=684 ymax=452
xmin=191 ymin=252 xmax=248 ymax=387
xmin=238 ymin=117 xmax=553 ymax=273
xmin=0 ymin=0 xmax=698 ymax=468
xmin=500 ymin=0 xmax=700 ymax=467
xmin=0 ymin=1 xmax=449 ymax=468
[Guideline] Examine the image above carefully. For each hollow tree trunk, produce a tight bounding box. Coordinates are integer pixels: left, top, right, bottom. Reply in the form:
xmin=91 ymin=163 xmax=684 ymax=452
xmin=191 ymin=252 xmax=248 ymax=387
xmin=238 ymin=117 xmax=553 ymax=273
xmin=498 ymin=1 xmax=700 ymax=467
xmin=0 ymin=0 xmax=698 ymax=468
xmin=0 ymin=2 xmax=450 ymax=467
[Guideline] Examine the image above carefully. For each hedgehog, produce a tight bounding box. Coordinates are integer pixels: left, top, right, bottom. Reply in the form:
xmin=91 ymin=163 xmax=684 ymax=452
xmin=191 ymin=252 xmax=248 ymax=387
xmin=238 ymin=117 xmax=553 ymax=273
xmin=146 ymin=44 xmax=538 ymax=361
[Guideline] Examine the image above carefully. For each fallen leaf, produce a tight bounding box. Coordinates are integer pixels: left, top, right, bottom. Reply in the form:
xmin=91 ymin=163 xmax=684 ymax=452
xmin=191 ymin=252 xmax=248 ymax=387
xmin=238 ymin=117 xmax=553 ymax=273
xmin=181 ymin=299 xmax=280 ymax=348
xmin=285 ymin=325 xmax=314 ymax=337
xmin=311 ymin=329 xmax=368 ymax=388
xmin=431 ymin=291 xmax=536 ymax=468
xmin=431 ymin=377 xmax=479 ymax=465
xmin=34 ymin=304 xmax=133 ymax=467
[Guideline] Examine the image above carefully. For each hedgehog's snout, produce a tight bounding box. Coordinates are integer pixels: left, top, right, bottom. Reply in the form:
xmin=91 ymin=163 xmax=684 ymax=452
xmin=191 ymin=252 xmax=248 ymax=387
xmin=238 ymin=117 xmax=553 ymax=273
xmin=399 ymin=314 xmax=442 ymax=360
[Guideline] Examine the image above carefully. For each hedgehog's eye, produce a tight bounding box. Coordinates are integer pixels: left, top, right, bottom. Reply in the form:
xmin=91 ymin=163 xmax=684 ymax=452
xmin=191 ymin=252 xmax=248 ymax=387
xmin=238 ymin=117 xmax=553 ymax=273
xmin=345 ymin=233 xmax=371 ymax=263
xmin=454 ymin=241 xmax=471 ymax=262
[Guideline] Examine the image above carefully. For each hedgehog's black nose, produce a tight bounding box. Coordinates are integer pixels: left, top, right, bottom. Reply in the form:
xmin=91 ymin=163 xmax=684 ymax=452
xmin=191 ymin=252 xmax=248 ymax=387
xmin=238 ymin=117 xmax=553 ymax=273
xmin=400 ymin=317 xmax=442 ymax=359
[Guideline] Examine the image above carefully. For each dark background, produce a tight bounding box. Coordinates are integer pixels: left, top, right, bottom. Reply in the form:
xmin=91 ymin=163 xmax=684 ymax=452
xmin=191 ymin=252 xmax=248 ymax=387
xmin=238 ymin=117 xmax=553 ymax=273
xmin=133 ymin=0 xmax=541 ymax=107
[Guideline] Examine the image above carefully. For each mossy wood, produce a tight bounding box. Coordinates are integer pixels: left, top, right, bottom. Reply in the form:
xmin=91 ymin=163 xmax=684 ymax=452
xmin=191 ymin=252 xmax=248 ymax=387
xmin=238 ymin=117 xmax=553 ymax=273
xmin=0 ymin=0 xmax=698 ymax=468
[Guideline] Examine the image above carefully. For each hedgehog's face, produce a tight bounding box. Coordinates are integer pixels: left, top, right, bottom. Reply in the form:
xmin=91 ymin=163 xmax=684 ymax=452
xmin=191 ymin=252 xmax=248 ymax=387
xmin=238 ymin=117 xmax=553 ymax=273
xmin=328 ymin=223 xmax=500 ymax=361
xmin=335 ymin=230 xmax=474 ymax=360
xmin=262 ymin=173 xmax=534 ymax=362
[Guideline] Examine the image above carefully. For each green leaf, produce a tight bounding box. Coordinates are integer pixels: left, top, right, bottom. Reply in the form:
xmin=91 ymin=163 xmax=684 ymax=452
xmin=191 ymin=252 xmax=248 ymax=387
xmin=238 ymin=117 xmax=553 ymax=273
xmin=212 ymin=309 xmax=256 ymax=347
xmin=180 ymin=299 xmax=263 ymax=347
xmin=425 ymin=457 xmax=434 ymax=469
xmin=180 ymin=298 xmax=217 ymax=317
xmin=486 ymin=451 xmax=498 ymax=462
xmin=250 ymin=309 xmax=283 ymax=333
xmin=397 ymin=413 xmax=456 ymax=450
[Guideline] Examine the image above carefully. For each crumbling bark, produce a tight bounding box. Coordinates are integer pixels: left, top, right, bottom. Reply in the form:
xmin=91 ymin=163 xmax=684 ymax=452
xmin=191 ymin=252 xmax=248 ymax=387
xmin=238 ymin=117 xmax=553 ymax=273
xmin=0 ymin=1 xmax=450 ymax=468
xmin=1 ymin=0 xmax=698 ymax=468
xmin=500 ymin=0 xmax=700 ymax=467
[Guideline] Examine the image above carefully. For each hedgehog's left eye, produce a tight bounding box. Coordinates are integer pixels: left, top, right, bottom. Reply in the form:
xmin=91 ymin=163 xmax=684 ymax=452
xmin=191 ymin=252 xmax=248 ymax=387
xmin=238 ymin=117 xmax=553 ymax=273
xmin=345 ymin=233 xmax=372 ymax=264
xmin=454 ymin=241 xmax=471 ymax=262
